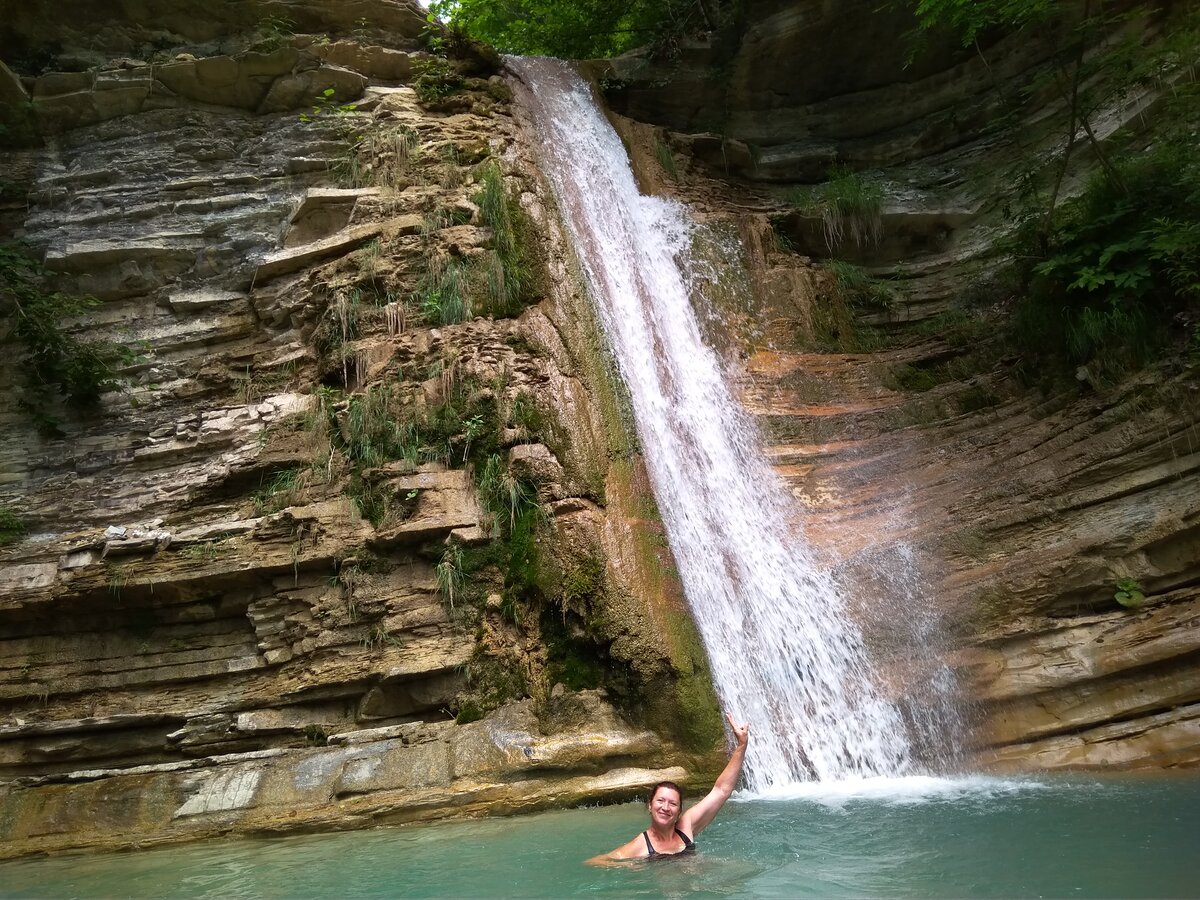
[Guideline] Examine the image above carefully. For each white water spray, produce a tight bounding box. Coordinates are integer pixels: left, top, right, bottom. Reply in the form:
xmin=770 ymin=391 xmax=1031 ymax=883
xmin=511 ymin=58 xmax=912 ymax=786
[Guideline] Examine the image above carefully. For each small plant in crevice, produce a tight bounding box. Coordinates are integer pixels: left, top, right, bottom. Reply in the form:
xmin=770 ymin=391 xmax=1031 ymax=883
xmin=454 ymin=646 xmax=528 ymax=723
xmin=251 ymin=14 xmax=296 ymax=52
xmin=363 ymin=621 xmax=402 ymax=651
xmin=413 ymin=257 xmax=471 ymax=325
xmin=299 ymin=87 xmax=360 ymax=125
xmin=179 ymin=540 xmax=224 ymax=561
xmin=806 ymin=264 xmax=886 ymax=353
xmin=436 ymin=544 xmax=467 ymax=609
xmin=790 ymin=166 xmax=885 ymax=252
xmin=473 ymin=161 xmax=541 ymax=317
xmin=339 ymin=384 xmax=422 ymax=469
xmin=254 ymin=467 xmax=311 ymax=515
xmin=303 ymin=724 xmax=329 ymax=746
xmin=413 ymin=57 xmax=465 ymax=106
xmin=0 ymin=508 xmax=26 ymax=545
xmin=313 ymin=287 xmax=363 ymax=387
xmin=1114 ymin=578 xmax=1146 ymax=610
xmin=369 ymin=125 xmax=424 ymax=191
xmin=827 ymin=259 xmax=900 ymax=312
xmin=440 ymin=144 xmax=465 ymax=189
xmin=476 ymin=453 xmax=537 ymax=534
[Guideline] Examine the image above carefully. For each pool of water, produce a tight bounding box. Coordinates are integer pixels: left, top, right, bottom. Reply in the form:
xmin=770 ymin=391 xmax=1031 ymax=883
xmin=2 ymin=775 xmax=1196 ymax=898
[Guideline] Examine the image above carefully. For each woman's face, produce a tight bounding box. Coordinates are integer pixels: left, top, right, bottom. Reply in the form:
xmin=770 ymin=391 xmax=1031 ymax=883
xmin=648 ymin=786 xmax=682 ymax=828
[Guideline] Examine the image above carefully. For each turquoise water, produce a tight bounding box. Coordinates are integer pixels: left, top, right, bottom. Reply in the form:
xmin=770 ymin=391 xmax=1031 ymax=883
xmin=2 ymin=775 xmax=1197 ymax=898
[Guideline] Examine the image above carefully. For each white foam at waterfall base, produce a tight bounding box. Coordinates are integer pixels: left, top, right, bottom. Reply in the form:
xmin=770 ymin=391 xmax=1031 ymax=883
xmin=510 ymin=57 xmax=915 ymax=787
xmin=739 ymin=775 xmax=1050 ymax=809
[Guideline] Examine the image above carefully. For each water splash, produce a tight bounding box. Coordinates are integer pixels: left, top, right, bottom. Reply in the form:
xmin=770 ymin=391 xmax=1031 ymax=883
xmin=510 ymin=58 xmax=912 ymax=786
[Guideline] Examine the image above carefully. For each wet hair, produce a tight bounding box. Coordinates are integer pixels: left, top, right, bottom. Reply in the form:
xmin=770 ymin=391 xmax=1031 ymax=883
xmin=647 ymin=781 xmax=684 ymax=806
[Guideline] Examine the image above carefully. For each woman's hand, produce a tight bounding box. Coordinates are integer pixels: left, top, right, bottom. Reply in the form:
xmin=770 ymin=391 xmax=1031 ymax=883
xmin=726 ymin=712 xmax=749 ymax=748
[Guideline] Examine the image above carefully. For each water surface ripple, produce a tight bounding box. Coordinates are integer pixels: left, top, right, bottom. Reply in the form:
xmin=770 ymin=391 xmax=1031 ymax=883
xmin=3 ymin=776 xmax=1196 ymax=898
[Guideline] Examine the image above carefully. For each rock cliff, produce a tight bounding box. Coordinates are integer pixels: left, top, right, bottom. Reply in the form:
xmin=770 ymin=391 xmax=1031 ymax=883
xmin=601 ymin=0 xmax=1200 ymax=771
xmin=1 ymin=0 xmax=1197 ymax=862
xmin=0 ymin=1 xmax=722 ymax=858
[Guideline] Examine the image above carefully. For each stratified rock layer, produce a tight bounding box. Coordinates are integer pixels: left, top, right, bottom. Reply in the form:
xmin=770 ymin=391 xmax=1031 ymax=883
xmin=0 ymin=7 xmax=722 ymax=859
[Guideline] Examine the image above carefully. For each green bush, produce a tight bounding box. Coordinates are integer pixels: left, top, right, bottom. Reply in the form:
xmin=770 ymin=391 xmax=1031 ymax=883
xmin=476 ymin=453 xmax=537 ymax=534
xmin=339 ymin=385 xmax=422 ymax=469
xmin=0 ymin=508 xmax=26 ymax=545
xmin=0 ymin=243 xmax=130 ymax=433
xmin=1014 ymin=141 xmax=1200 ymax=379
xmin=428 ymin=0 xmax=741 ymax=59
xmin=473 ymin=162 xmax=539 ymax=316
xmin=413 ymin=259 xmax=471 ymax=325
xmin=251 ymin=15 xmax=296 ymax=52
xmin=413 ymin=58 xmax=465 ymax=106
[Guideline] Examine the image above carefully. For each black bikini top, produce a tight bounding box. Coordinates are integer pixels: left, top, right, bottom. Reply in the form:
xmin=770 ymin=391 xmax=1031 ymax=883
xmin=642 ymin=829 xmax=696 ymax=859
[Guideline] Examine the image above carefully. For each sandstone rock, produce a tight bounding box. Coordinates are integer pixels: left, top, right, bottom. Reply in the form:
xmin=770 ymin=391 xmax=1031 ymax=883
xmin=254 ymin=222 xmax=383 ymax=283
xmin=508 ymin=443 xmax=566 ymax=500
xmin=284 ymin=186 xmax=379 ymax=247
xmin=310 ymin=42 xmax=415 ymax=81
xmin=257 ymin=64 xmax=367 ymax=114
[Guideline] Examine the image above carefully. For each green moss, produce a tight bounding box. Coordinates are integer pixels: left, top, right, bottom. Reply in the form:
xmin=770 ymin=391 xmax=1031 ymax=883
xmin=0 ymin=508 xmax=26 ymax=545
xmin=455 ymin=699 xmax=485 ymax=724
xmin=456 ymin=647 xmax=528 ymax=718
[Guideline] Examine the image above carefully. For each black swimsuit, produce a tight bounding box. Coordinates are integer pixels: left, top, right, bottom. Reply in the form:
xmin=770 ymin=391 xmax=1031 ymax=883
xmin=642 ymin=829 xmax=695 ymax=859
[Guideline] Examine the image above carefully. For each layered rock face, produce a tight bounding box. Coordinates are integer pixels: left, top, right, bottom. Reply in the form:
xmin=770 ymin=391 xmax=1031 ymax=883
xmin=606 ymin=1 xmax=1200 ymax=771
xmin=0 ymin=3 xmax=721 ymax=858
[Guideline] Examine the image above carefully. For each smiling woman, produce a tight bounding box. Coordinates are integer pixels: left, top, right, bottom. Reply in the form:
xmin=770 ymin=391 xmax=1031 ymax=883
xmin=587 ymin=715 xmax=750 ymax=865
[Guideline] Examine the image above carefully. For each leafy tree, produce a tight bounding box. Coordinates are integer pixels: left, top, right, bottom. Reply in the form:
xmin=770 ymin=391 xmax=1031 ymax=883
xmin=428 ymin=0 xmax=730 ymax=59
xmin=908 ymin=0 xmax=1054 ymax=50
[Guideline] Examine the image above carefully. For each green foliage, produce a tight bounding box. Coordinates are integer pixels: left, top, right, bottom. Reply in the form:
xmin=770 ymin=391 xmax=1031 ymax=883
xmin=0 ymin=243 xmax=130 ymax=432
xmin=473 ymin=161 xmax=540 ymax=316
xmin=340 ymin=385 xmax=422 ymax=469
xmin=254 ymin=468 xmax=310 ymax=515
xmin=509 ymin=392 xmax=548 ymax=439
xmin=791 ymin=167 xmax=885 ymax=252
xmin=251 ymin=15 xmax=296 ymax=52
xmin=413 ymin=258 xmax=471 ymax=325
xmin=299 ymin=87 xmax=360 ymax=125
xmin=436 ymin=544 xmax=467 ymax=609
xmin=429 ymin=0 xmax=739 ymax=59
xmin=459 ymin=648 xmax=528 ymax=716
xmin=454 ymin=699 xmax=485 ymax=724
xmin=905 ymin=0 xmax=1052 ymax=55
xmin=0 ymin=507 xmax=26 ymax=545
xmin=413 ymin=58 xmax=465 ymax=106
xmin=1013 ymin=141 xmax=1200 ymax=379
xmin=476 ymin=453 xmax=537 ymax=534
xmin=1114 ymin=577 xmax=1146 ymax=610
xmin=827 ymin=259 xmax=898 ymax=311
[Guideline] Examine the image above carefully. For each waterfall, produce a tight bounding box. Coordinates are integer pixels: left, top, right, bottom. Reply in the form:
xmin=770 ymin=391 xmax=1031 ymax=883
xmin=510 ymin=58 xmax=912 ymax=787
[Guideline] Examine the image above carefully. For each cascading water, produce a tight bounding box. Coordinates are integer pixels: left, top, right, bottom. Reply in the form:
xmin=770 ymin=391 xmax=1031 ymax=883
xmin=510 ymin=58 xmax=912 ymax=787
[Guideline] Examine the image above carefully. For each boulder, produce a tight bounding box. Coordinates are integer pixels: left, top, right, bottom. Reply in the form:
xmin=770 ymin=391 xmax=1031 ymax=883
xmin=257 ymin=64 xmax=367 ymax=114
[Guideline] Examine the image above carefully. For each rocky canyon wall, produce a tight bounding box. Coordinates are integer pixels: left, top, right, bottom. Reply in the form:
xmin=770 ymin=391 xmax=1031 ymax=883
xmin=0 ymin=2 xmax=722 ymax=859
xmin=602 ymin=0 xmax=1200 ymax=772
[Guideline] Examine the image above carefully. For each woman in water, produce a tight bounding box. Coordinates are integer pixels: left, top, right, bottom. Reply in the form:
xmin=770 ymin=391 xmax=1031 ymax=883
xmin=587 ymin=714 xmax=749 ymax=864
